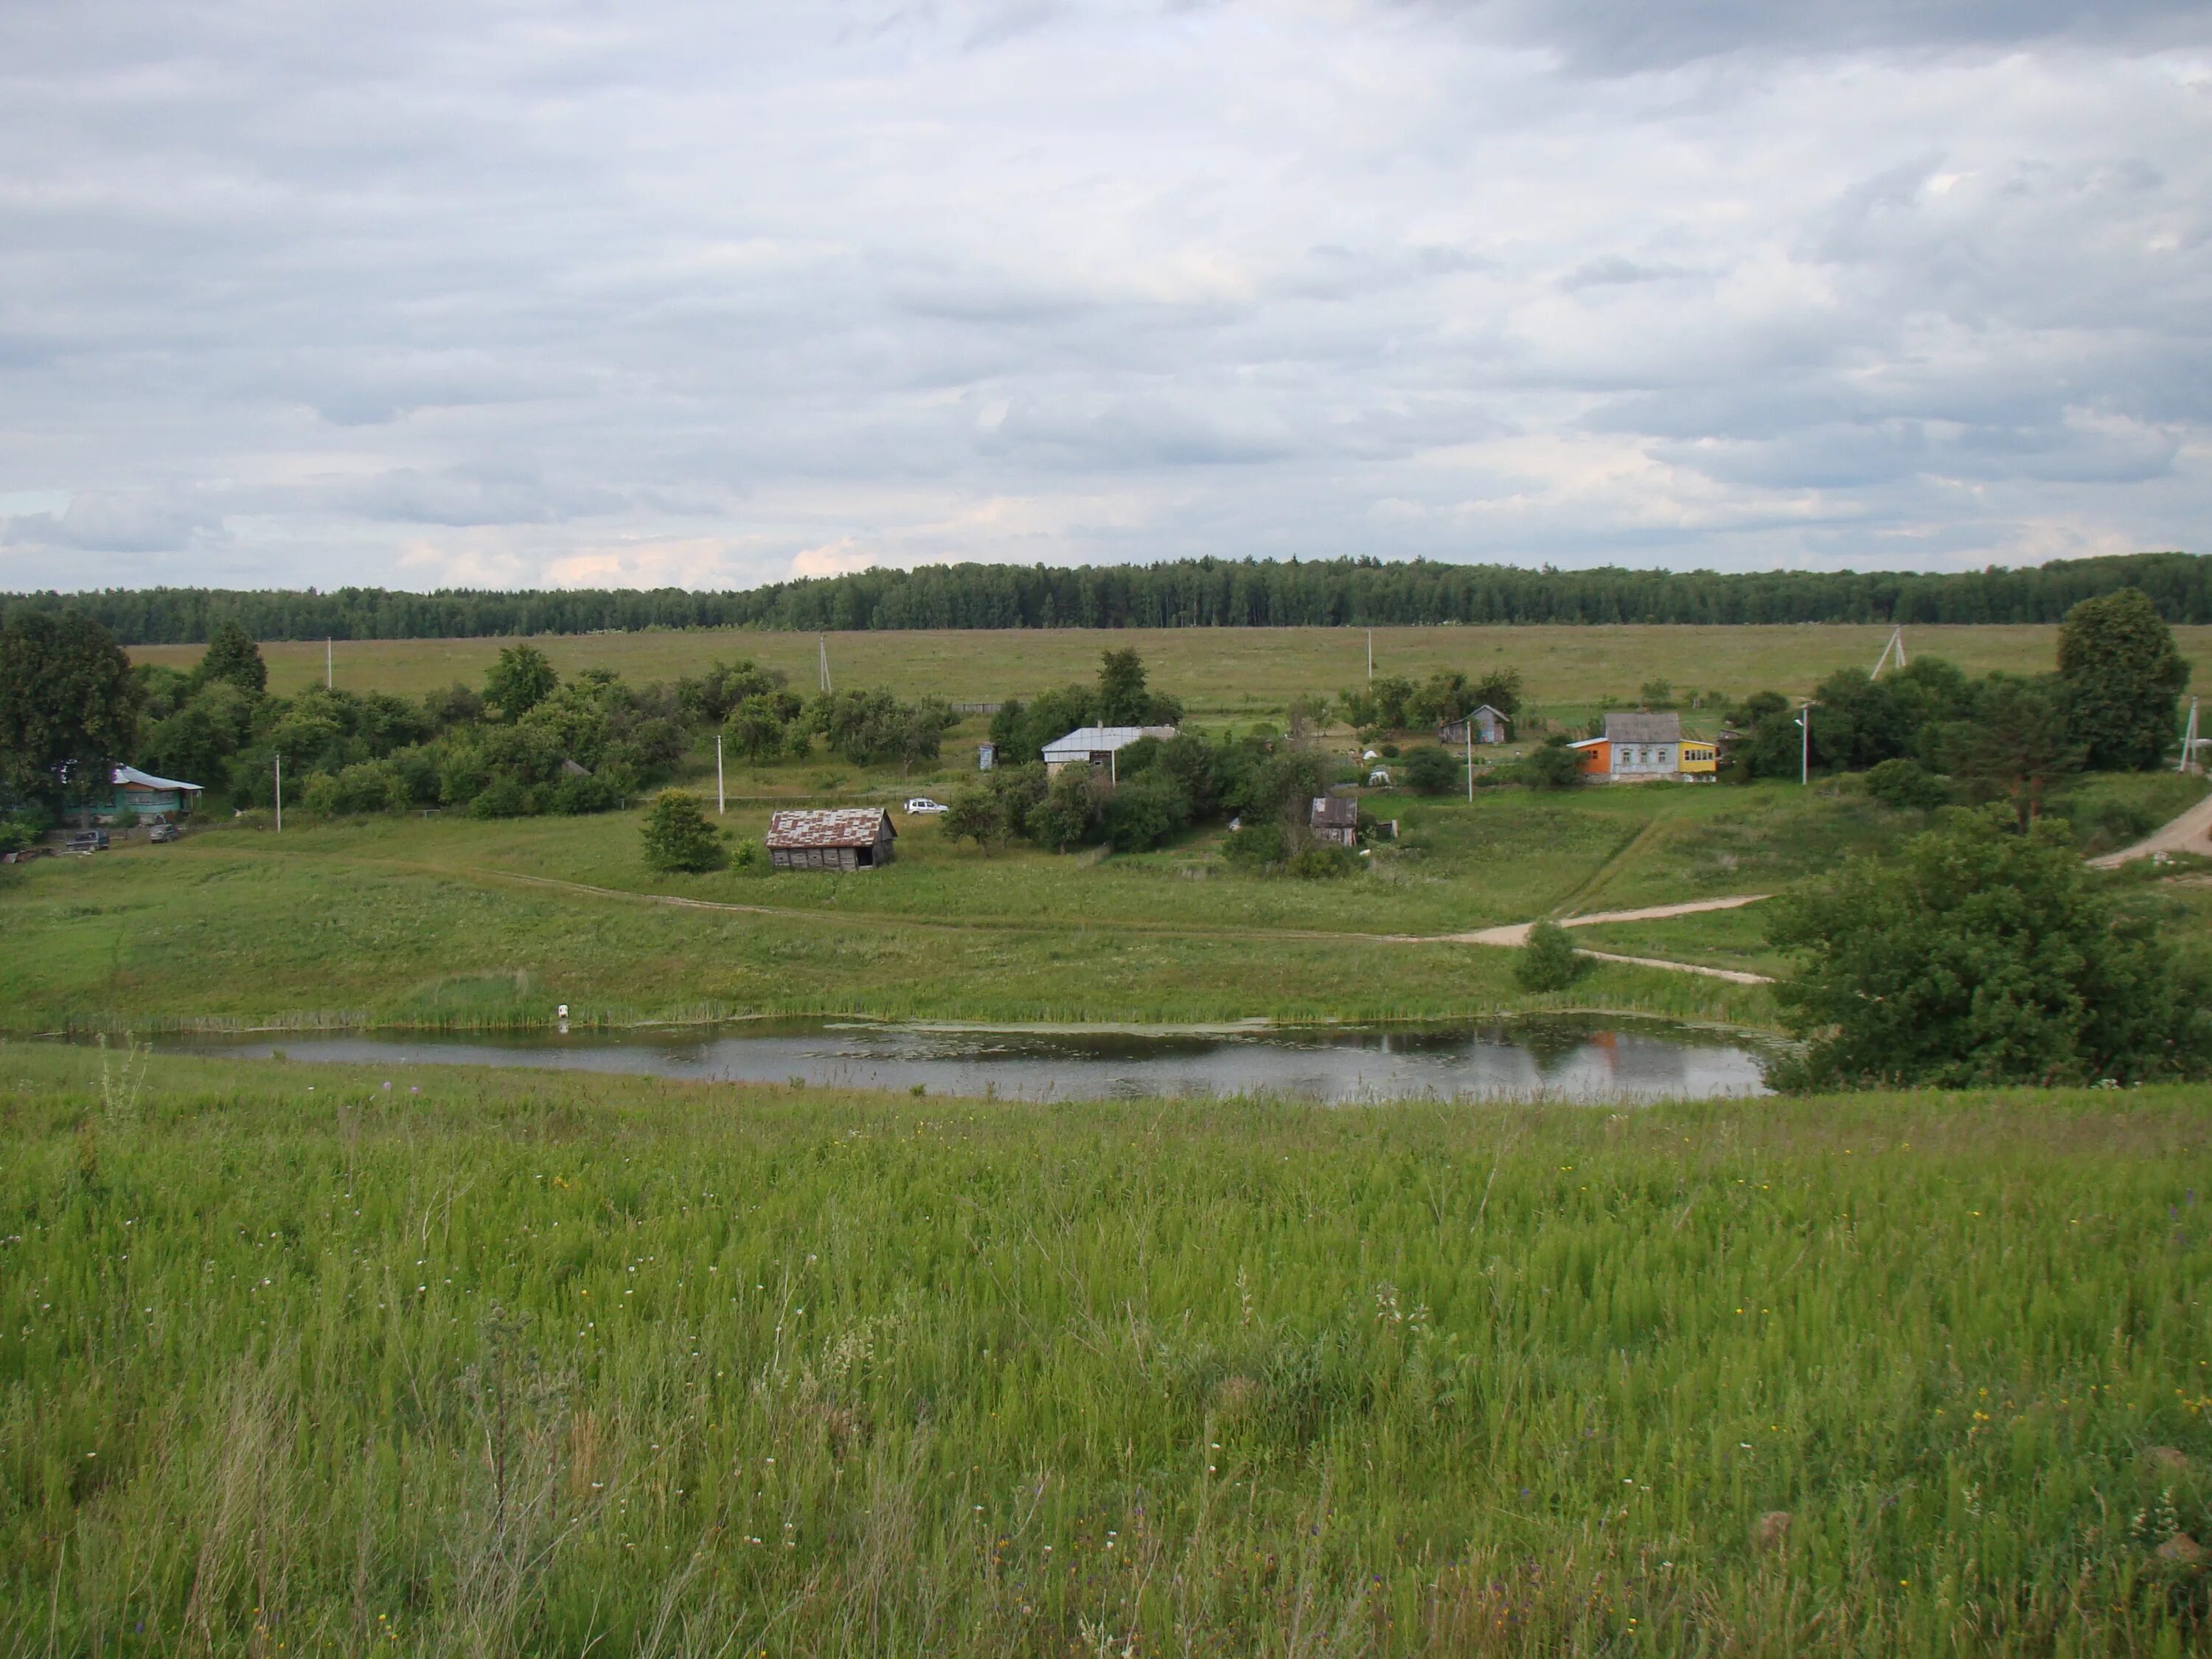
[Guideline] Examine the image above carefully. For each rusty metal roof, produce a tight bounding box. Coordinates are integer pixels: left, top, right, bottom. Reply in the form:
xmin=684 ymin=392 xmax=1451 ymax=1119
xmin=765 ymin=807 xmax=896 ymax=849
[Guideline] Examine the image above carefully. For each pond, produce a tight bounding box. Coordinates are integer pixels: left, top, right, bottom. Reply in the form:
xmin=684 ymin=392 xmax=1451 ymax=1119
xmin=163 ymin=1016 xmax=1775 ymax=1104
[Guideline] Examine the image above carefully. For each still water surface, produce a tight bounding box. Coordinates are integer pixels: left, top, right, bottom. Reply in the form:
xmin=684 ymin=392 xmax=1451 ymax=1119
xmin=170 ymin=1017 xmax=1774 ymax=1103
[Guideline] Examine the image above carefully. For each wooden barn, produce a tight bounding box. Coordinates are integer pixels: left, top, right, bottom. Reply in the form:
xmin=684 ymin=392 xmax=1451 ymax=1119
xmin=1438 ymin=705 xmax=1512 ymax=746
xmin=765 ymin=807 xmax=897 ymax=872
xmin=1310 ymin=796 xmax=1360 ymax=847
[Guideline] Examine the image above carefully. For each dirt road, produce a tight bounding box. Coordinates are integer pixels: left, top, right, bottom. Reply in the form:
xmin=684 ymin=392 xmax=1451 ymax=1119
xmin=1447 ymin=894 xmax=1773 ymax=949
xmin=1441 ymin=894 xmax=1777 ymax=985
xmin=2088 ymin=785 xmax=2212 ymax=869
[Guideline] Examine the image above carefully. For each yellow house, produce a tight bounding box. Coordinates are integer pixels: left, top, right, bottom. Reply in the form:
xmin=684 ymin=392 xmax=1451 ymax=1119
xmin=1679 ymin=741 xmax=1718 ymax=776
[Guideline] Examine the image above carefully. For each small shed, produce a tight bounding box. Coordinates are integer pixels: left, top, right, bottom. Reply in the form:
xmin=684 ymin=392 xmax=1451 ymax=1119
xmin=1310 ymin=796 xmax=1360 ymax=847
xmin=1438 ymin=705 xmax=1512 ymax=746
xmin=765 ymin=807 xmax=897 ymax=872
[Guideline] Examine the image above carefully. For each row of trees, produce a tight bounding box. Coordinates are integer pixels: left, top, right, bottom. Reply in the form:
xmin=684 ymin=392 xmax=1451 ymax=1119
xmin=7 ymin=551 xmax=2209 ymax=643
xmin=1722 ymin=589 xmax=2192 ymax=824
xmin=0 ymin=608 xmax=959 ymax=830
xmin=1337 ymin=667 xmax=1523 ymax=732
xmin=985 ymin=650 xmax=1185 ymax=765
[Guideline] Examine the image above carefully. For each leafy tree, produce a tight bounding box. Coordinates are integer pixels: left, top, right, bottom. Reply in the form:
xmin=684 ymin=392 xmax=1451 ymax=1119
xmin=943 ymin=788 xmax=1009 ymax=852
xmin=1406 ymin=670 xmax=1473 ymax=728
xmin=1767 ymin=810 xmax=2212 ymax=1089
xmin=1952 ymin=676 xmax=2084 ymax=830
xmin=0 ymin=609 xmax=142 ymax=807
xmin=1104 ymin=770 xmax=1188 ymax=853
xmin=422 ymin=681 xmax=486 ymax=728
xmin=131 ymin=663 xmax=195 ymax=721
xmin=1804 ymin=669 xmax=1914 ymax=772
xmin=195 ymin=619 xmax=268 ymax=695
xmin=1725 ymin=690 xmax=1790 ymax=729
xmin=725 ymin=695 xmax=790 ymax=762
xmin=1517 ymin=737 xmax=1585 ymax=789
xmin=2057 ymin=586 xmax=2189 ymax=770
xmin=1863 ymin=757 xmax=1949 ymax=812
xmin=1516 ymin=920 xmax=1585 ymax=992
xmin=482 ymin=644 xmax=558 ymax=721
xmin=1096 ymin=650 xmax=1153 ymax=726
xmin=1368 ymin=675 xmax=1414 ymax=730
xmin=1153 ymin=734 xmax=1222 ymax=821
xmin=139 ymin=681 xmax=256 ymax=785
xmin=1027 ymin=768 xmax=1099 ymax=852
xmin=639 ymin=790 xmax=727 ymax=873
xmin=675 ymin=659 xmax=787 ymax=726
xmin=1403 ymin=745 xmax=1462 ymax=796
xmin=1638 ymin=679 xmax=1675 ymax=709
xmin=1470 ymin=668 xmax=1524 ymax=720
xmin=984 ymin=762 xmax=1049 ymax=840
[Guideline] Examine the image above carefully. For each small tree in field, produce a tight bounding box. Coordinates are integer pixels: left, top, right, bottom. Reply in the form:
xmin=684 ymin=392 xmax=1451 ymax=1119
xmin=1516 ymin=920 xmax=1585 ymax=992
xmin=1403 ymin=745 xmax=1461 ymax=796
xmin=640 ymin=790 xmax=726 ymax=873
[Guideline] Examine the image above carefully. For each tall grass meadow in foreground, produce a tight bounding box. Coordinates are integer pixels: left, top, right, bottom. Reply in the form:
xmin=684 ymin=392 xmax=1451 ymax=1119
xmin=4 ymin=1043 xmax=2211 ymax=1655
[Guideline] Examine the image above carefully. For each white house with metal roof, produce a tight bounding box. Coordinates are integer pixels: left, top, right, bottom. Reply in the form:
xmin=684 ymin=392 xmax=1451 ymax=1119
xmin=1040 ymin=725 xmax=1179 ymax=777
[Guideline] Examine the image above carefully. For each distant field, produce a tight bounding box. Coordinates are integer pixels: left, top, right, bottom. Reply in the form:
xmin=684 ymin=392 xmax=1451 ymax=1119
xmin=5 ymin=1044 xmax=2211 ymax=1652
xmin=130 ymin=623 xmax=2212 ymax=720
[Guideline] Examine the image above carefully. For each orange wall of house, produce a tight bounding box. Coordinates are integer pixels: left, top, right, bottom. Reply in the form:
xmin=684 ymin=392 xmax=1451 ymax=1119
xmin=1578 ymin=740 xmax=1610 ymax=776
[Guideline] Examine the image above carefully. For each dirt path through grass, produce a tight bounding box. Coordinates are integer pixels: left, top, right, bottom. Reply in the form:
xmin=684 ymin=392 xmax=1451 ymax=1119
xmin=1444 ymin=894 xmax=1778 ymax=984
xmin=2088 ymin=783 xmax=2212 ymax=868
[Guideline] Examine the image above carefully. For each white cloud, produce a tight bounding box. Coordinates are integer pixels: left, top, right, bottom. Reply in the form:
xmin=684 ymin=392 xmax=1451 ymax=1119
xmin=0 ymin=0 xmax=2206 ymax=592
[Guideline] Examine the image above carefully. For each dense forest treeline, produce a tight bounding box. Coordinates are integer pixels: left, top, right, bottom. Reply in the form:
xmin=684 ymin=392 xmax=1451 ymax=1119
xmin=3 ymin=551 xmax=2208 ymax=643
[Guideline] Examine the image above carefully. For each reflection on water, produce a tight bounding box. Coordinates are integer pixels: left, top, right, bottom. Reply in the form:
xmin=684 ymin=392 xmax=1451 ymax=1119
xmin=161 ymin=1016 xmax=1773 ymax=1104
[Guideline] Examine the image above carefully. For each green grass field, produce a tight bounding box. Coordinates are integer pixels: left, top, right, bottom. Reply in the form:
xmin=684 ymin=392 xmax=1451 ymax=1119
xmin=7 ymin=769 xmax=2202 ymax=1037
xmin=4 ymin=1044 xmax=2210 ymax=1655
xmin=127 ymin=623 xmax=2212 ymax=724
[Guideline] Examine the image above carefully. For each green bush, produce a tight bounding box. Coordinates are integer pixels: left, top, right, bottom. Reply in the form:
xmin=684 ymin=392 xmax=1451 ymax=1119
xmin=1220 ymin=820 xmax=1285 ymax=869
xmin=639 ymin=790 xmax=726 ymax=873
xmin=1769 ymin=809 xmax=2212 ymax=1088
xmin=1285 ymin=843 xmax=1357 ymax=880
xmin=1402 ymin=745 xmax=1461 ymax=796
xmin=1515 ymin=920 xmax=1585 ymax=992
xmin=1863 ymin=757 xmax=1950 ymax=812
xmin=1517 ymin=740 xmax=1585 ymax=790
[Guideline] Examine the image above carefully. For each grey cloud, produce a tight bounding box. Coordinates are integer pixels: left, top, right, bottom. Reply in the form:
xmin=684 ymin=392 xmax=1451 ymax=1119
xmin=1452 ymin=0 xmax=2212 ymax=74
xmin=2 ymin=489 xmax=225 ymax=553
xmin=1 ymin=0 xmax=2208 ymax=588
xmin=1560 ymin=256 xmax=1699 ymax=290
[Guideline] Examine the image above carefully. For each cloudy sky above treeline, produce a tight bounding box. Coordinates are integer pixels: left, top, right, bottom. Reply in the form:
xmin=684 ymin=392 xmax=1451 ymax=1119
xmin=2 ymin=1 xmax=2208 ymax=593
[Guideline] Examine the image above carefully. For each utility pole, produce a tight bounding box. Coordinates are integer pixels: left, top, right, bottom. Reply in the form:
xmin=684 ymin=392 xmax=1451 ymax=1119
xmin=274 ymin=754 xmax=283 ymax=832
xmin=716 ymin=734 xmax=726 ymax=814
xmin=1871 ymin=625 xmax=1907 ymax=677
xmin=1466 ymin=716 xmax=1473 ymax=802
xmin=326 ymin=636 xmax=333 ymax=689
xmin=1797 ymin=703 xmax=1812 ymax=786
xmin=2181 ymin=697 xmax=2202 ymax=774
xmin=1367 ymin=629 xmax=1373 ymax=682
xmin=818 ymin=635 xmax=832 ymax=695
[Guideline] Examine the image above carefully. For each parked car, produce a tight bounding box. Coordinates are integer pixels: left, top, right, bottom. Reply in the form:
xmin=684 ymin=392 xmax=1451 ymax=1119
xmin=149 ymin=821 xmax=182 ymax=843
xmin=904 ymin=797 xmax=949 ymax=815
xmin=64 ymin=830 xmax=110 ymax=854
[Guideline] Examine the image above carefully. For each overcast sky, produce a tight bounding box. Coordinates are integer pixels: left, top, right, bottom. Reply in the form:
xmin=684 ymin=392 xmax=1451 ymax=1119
xmin=2 ymin=1 xmax=2208 ymax=594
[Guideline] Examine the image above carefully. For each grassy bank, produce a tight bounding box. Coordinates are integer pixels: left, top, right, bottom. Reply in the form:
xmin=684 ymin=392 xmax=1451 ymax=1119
xmin=0 ymin=827 xmax=1777 ymax=1035
xmin=128 ymin=622 xmax=2212 ymax=720
xmin=3 ymin=1045 xmax=2210 ymax=1654
xmin=8 ymin=771 xmax=2202 ymax=1036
